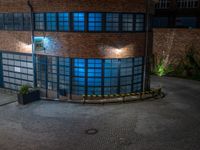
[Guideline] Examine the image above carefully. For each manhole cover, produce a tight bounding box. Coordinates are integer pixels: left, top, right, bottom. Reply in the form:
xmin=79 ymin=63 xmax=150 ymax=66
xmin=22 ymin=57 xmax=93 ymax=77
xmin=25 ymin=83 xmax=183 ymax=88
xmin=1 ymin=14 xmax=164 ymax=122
xmin=85 ymin=128 xmax=98 ymax=135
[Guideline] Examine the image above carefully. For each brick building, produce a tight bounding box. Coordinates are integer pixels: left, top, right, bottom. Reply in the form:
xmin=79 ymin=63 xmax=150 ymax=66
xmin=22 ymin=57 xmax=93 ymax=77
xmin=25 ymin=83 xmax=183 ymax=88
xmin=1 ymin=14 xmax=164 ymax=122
xmin=0 ymin=0 xmax=156 ymax=100
xmin=153 ymin=0 xmax=200 ymax=72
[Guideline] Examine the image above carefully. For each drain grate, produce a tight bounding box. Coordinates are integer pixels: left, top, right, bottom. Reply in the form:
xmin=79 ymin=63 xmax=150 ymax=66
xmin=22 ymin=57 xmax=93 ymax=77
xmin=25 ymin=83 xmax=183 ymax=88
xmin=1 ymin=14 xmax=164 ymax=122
xmin=85 ymin=128 xmax=98 ymax=135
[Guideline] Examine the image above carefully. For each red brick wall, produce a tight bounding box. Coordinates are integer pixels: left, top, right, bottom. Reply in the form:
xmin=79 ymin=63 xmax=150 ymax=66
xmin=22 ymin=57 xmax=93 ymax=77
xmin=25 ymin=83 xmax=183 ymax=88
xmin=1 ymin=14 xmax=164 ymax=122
xmin=0 ymin=0 xmax=146 ymax=12
xmin=0 ymin=0 xmax=150 ymax=59
xmin=153 ymin=28 xmax=200 ymax=67
xmin=34 ymin=32 xmax=145 ymax=58
xmin=0 ymin=31 xmax=32 ymax=54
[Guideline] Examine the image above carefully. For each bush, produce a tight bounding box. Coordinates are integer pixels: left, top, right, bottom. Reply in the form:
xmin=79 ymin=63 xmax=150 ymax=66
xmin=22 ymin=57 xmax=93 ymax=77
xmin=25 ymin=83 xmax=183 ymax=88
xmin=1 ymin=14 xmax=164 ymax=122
xmin=19 ymin=85 xmax=30 ymax=95
xmin=154 ymin=60 xmax=174 ymax=77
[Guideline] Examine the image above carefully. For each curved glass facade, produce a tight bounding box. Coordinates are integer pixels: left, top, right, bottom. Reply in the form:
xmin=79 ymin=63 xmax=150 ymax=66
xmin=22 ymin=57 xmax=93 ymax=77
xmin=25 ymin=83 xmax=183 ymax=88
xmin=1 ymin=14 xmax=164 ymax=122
xmin=36 ymin=55 xmax=144 ymax=99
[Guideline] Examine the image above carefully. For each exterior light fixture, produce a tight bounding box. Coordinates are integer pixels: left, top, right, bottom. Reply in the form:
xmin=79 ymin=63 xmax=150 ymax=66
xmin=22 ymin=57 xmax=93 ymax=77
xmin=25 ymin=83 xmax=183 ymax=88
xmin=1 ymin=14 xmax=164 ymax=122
xmin=115 ymin=48 xmax=123 ymax=54
xmin=34 ymin=37 xmax=46 ymax=51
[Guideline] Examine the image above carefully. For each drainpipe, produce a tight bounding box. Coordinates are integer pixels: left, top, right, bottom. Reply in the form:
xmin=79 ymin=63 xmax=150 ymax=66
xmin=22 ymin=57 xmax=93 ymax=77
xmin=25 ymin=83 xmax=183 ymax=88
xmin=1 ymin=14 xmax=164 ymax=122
xmin=143 ymin=0 xmax=150 ymax=92
xmin=27 ymin=0 xmax=37 ymax=88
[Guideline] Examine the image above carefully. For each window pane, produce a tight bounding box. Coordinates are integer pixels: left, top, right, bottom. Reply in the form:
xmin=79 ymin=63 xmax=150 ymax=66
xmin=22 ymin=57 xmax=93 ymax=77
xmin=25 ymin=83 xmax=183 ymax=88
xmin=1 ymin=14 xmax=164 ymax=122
xmin=46 ymin=13 xmax=57 ymax=31
xmin=135 ymin=14 xmax=144 ymax=32
xmin=106 ymin=13 xmax=119 ymax=32
xmin=0 ymin=13 xmax=4 ymax=30
xmin=88 ymin=13 xmax=102 ymax=31
xmin=122 ymin=14 xmax=134 ymax=31
xmin=14 ymin=13 xmax=23 ymax=30
xmin=34 ymin=13 xmax=45 ymax=30
xmin=58 ymin=12 xmax=69 ymax=31
xmin=23 ymin=13 xmax=31 ymax=30
xmin=4 ymin=13 xmax=13 ymax=30
xmin=73 ymin=13 xmax=85 ymax=31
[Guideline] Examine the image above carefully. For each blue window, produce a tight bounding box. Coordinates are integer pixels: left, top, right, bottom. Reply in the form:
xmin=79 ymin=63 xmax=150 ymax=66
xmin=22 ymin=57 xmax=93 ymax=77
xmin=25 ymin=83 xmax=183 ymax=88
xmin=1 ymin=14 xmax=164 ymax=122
xmin=88 ymin=68 xmax=102 ymax=77
xmin=122 ymin=14 xmax=134 ymax=32
xmin=34 ymin=13 xmax=45 ymax=30
xmin=88 ymin=78 xmax=102 ymax=86
xmin=58 ymin=12 xmax=69 ymax=31
xmin=133 ymin=83 xmax=142 ymax=92
xmin=133 ymin=75 xmax=142 ymax=83
xmin=46 ymin=13 xmax=57 ymax=31
xmin=153 ymin=17 xmax=169 ymax=28
xmin=176 ymin=17 xmax=197 ymax=28
xmin=14 ymin=13 xmax=23 ymax=30
xmin=104 ymin=69 xmax=118 ymax=77
xmin=106 ymin=13 xmax=119 ymax=32
xmin=74 ymin=68 xmax=85 ymax=77
xmin=74 ymin=59 xmax=85 ymax=67
xmin=72 ymin=85 xmax=85 ymax=95
xmin=4 ymin=13 xmax=13 ymax=30
xmin=88 ymin=13 xmax=102 ymax=31
xmin=135 ymin=14 xmax=145 ymax=32
xmin=73 ymin=77 xmax=85 ymax=86
xmin=104 ymin=78 xmax=118 ymax=86
xmin=23 ymin=13 xmax=31 ymax=30
xmin=104 ymin=87 xmax=118 ymax=95
xmin=134 ymin=57 xmax=143 ymax=66
xmin=88 ymin=59 xmax=102 ymax=68
xmin=134 ymin=66 xmax=143 ymax=74
xmin=0 ymin=13 xmax=4 ymax=30
xmin=73 ymin=13 xmax=85 ymax=31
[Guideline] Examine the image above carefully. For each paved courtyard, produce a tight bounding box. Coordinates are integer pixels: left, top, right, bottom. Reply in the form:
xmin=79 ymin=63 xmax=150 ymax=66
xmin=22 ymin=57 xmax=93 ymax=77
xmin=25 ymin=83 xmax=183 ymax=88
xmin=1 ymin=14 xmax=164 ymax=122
xmin=0 ymin=76 xmax=200 ymax=150
xmin=0 ymin=89 xmax=17 ymax=106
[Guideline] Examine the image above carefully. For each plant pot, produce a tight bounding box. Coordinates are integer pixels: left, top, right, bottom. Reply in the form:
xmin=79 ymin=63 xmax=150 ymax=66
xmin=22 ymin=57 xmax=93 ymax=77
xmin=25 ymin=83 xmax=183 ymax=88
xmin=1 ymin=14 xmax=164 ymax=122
xmin=17 ymin=90 xmax=40 ymax=105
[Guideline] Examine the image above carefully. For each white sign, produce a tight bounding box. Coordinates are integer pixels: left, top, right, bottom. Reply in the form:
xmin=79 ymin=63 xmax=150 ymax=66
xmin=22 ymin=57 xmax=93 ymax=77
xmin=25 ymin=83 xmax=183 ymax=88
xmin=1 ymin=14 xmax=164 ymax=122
xmin=14 ymin=67 xmax=21 ymax=73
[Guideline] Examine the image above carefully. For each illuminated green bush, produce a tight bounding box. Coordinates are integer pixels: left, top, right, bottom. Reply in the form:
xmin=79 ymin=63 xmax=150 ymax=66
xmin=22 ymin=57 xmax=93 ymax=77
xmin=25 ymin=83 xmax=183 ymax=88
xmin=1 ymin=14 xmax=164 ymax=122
xmin=154 ymin=60 xmax=174 ymax=77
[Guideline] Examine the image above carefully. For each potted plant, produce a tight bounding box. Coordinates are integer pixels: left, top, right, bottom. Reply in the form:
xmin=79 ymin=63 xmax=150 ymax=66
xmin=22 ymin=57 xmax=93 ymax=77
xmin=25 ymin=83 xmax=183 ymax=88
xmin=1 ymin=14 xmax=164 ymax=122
xmin=17 ymin=85 xmax=40 ymax=105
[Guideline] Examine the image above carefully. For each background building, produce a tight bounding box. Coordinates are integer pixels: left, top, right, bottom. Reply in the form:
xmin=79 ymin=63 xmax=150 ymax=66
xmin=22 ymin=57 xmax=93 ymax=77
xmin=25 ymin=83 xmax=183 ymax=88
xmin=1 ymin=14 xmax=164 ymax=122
xmin=153 ymin=0 xmax=200 ymax=76
xmin=154 ymin=0 xmax=200 ymax=28
xmin=0 ymin=0 xmax=156 ymax=100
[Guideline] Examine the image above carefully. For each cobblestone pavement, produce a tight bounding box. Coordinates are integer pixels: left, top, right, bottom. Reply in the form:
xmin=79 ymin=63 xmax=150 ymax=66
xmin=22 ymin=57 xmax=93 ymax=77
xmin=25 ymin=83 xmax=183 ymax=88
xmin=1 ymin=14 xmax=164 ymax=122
xmin=0 ymin=76 xmax=200 ymax=150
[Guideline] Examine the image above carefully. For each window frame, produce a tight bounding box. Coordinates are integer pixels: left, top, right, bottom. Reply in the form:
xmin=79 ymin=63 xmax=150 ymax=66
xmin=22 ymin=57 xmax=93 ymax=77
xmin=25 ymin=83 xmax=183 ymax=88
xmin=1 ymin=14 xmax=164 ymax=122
xmin=34 ymin=13 xmax=45 ymax=31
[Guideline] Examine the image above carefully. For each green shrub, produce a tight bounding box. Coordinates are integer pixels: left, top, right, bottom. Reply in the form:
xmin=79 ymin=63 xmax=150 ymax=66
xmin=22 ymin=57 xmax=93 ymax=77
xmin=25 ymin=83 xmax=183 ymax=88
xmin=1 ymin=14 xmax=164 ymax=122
xmin=154 ymin=60 xmax=174 ymax=77
xmin=19 ymin=85 xmax=30 ymax=95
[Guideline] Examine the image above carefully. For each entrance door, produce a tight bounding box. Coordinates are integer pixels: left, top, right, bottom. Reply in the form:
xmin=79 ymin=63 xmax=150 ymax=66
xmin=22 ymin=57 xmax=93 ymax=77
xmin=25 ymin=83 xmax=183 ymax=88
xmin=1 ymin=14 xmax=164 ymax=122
xmin=36 ymin=55 xmax=57 ymax=99
xmin=36 ymin=55 xmax=70 ymax=100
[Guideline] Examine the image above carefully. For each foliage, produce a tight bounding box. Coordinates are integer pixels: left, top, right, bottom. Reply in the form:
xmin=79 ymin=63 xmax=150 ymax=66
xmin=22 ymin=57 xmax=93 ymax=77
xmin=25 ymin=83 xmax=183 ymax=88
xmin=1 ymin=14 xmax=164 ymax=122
xmin=154 ymin=59 xmax=174 ymax=77
xmin=175 ymin=45 xmax=200 ymax=80
xmin=19 ymin=85 xmax=30 ymax=95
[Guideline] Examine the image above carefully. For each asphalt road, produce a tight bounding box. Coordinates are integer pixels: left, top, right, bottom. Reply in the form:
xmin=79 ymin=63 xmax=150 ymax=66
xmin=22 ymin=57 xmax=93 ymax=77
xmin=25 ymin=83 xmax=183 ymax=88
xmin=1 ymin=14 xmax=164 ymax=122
xmin=0 ymin=76 xmax=200 ymax=150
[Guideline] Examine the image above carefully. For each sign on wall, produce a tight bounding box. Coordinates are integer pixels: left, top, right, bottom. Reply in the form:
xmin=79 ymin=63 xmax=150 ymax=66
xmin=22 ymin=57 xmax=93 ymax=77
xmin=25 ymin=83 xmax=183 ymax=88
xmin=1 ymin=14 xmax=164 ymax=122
xmin=34 ymin=37 xmax=45 ymax=51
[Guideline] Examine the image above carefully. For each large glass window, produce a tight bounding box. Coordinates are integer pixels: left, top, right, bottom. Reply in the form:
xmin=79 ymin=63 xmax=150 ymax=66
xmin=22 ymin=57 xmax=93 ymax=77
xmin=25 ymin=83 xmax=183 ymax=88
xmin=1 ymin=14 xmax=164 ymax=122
xmin=153 ymin=17 xmax=169 ymax=28
xmin=58 ymin=12 xmax=69 ymax=31
xmin=72 ymin=59 xmax=86 ymax=95
xmin=106 ymin=13 xmax=119 ymax=32
xmin=2 ymin=53 xmax=33 ymax=91
xmin=87 ymin=59 xmax=102 ymax=95
xmin=59 ymin=58 xmax=70 ymax=97
xmin=73 ymin=13 xmax=85 ymax=31
xmin=122 ymin=14 xmax=134 ymax=32
xmin=4 ymin=13 xmax=13 ymax=30
xmin=34 ymin=13 xmax=45 ymax=30
xmin=14 ymin=13 xmax=23 ymax=30
xmin=135 ymin=14 xmax=145 ymax=32
xmin=88 ymin=13 xmax=102 ymax=32
xmin=176 ymin=17 xmax=197 ymax=28
xmin=46 ymin=13 xmax=57 ymax=31
xmin=0 ymin=13 xmax=4 ymax=30
xmin=23 ymin=13 xmax=31 ymax=30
